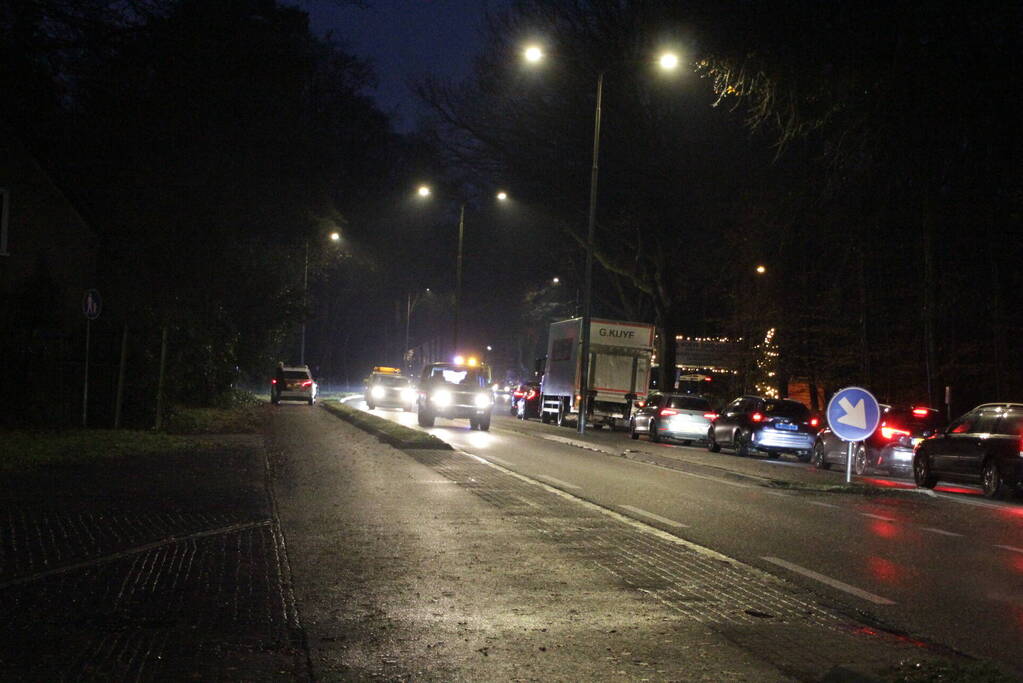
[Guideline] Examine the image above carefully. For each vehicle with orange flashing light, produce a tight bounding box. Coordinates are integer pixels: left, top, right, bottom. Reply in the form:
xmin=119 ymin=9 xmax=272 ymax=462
xmin=364 ymin=366 xmax=416 ymax=410
xmin=417 ymin=357 xmax=494 ymax=430
xmin=812 ymin=405 xmax=945 ymax=476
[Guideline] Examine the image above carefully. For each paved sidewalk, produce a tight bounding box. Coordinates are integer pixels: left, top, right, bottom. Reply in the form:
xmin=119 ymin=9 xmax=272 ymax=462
xmin=0 ymin=438 xmax=308 ymax=680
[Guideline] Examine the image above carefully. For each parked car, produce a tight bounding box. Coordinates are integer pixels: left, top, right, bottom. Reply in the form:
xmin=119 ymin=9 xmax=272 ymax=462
xmin=271 ymin=365 xmax=317 ymax=405
xmin=708 ymin=395 xmax=818 ymax=460
xmin=630 ymin=393 xmax=716 ymax=444
xmin=913 ymin=403 xmax=1023 ymax=498
xmin=417 ymin=359 xmax=494 ymax=431
xmin=514 ymin=382 xmax=542 ymax=420
xmin=813 ymin=405 xmax=945 ymax=476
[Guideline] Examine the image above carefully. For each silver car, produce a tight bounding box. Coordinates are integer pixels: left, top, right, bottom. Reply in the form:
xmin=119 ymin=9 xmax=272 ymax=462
xmin=630 ymin=393 xmax=715 ymax=444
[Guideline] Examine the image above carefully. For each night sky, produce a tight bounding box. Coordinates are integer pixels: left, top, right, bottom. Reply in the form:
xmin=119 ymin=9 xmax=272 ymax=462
xmin=293 ymin=0 xmax=509 ymax=131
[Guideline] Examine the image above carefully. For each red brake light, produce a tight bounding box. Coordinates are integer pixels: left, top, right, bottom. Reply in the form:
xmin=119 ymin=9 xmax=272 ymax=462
xmin=810 ymin=417 xmax=819 ymax=427
xmin=704 ymin=412 xmax=719 ymax=421
xmin=302 ymin=380 xmax=313 ymax=387
xmin=526 ymin=389 xmax=538 ymax=400
xmin=912 ymin=408 xmax=929 ymax=417
xmin=271 ymin=379 xmax=277 ymax=384
xmin=513 ymin=390 xmax=525 ymax=398
xmin=880 ymin=424 xmax=910 ymax=440
xmin=660 ymin=408 xmax=679 ymax=417
xmin=635 ymin=400 xmax=645 ymax=408
xmin=751 ymin=412 xmax=764 ymax=422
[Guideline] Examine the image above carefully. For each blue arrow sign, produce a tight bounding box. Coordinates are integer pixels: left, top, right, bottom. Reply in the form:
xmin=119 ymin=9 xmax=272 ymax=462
xmin=826 ymin=386 xmax=881 ymax=442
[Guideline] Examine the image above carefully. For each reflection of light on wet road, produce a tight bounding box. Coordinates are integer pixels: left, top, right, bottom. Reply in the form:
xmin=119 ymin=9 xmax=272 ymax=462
xmin=868 ymin=519 xmax=899 ymax=539
xmin=857 ymin=477 xmax=913 ymax=489
xmin=465 ymin=431 xmax=496 ymax=449
xmin=866 ymin=556 xmax=903 ymax=584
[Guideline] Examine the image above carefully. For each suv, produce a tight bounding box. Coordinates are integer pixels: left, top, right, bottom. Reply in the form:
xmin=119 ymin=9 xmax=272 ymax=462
xmin=271 ymin=365 xmax=317 ymax=405
xmin=913 ymin=403 xmax=1023 ymax=498
xmin=813 ymin=405 xmax=945 ymax=476
xmin=417 ymin=361 xmax=494 ymax=431
xmin=709 ymin=395 xmax=818 ymax=460
xmin=364 ymin=367 xmax=416 ymax=411
xmin=630 ymin=393 xmax=715 ymax=444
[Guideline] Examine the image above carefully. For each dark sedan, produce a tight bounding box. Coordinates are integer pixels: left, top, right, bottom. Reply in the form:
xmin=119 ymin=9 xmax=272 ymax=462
xmin=813 ymin=405 xmax=945 ymax=476
xmin=913 ymin=403 xmax=1023 ymax=498
xmin=708 ymin=395 xmax=818 ymax=460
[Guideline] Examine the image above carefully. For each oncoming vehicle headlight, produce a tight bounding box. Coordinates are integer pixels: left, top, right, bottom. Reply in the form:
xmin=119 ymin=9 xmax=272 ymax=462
xmin=432 ymin=389 xmax=453 ymax=407
xmin=401 ymin=388 xmax=417 ymax=403
xmin=370 ymin=385 xmax=385 ymax=400
xmin=474 ymin=392 xmax=492 ymax=409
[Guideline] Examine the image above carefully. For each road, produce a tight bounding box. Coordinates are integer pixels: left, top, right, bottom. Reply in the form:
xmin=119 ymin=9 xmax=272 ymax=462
xmin=354 ymin=398 xmax=1023 ymax=676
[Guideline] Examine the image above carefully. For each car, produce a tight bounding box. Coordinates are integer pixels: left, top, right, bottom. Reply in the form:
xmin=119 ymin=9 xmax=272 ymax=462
xmin=364 ymin=366 xmax=416 ymax=411
xmin=813 ymin=405 xmax=945 ymax=476
xmin=514 ymin=382 xmax=542 ymax=420
xmin=708 ymin=395 xmax=818 ymax=460
xmin=271 ymin=364 xmax=317 ymax=405
xmin=913 ymin=403 xmax=1023 ymax=498
xmin=630 ymin=393 xmax=716 ymax=444
xmin=416 ymin=359 xmax=494 ymax=430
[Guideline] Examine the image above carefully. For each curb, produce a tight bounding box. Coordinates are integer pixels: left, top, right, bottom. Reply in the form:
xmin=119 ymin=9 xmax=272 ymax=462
xmin=320 ymin=401 xmax=452 ymax=450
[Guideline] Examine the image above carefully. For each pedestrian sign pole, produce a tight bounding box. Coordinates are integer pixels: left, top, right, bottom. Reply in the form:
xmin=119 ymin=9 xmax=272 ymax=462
xmin=826 ymin=386 xmax=881 ymax=484
xmin=82 ymin=289 xmax=102 ymax=427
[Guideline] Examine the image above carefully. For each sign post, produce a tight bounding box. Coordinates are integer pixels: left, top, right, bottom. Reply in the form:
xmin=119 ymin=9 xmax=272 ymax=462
xmin=81 ymin=289 xmax=102 ymax=427
xmin=826 ymin=386 xmax=881 ymax=484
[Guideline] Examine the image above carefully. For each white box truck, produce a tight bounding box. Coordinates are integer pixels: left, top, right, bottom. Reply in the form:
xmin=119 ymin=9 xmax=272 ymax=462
xmin=540 ymin=317 xmax=654 ymax=429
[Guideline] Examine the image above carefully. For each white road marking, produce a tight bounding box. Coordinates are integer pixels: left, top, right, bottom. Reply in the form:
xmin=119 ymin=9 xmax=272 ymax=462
xmin=537 ymin=475 xmax=581 ymax=490
xmin=538 ymin=434 xmax=617 ymax=455
xmin=921 ymin=527 xmax=963 ymax=537
xmin=670 ymin=469 xmax=756 ymax=489
xmin=861 ymin=513 xmax=895 ymax=522
xmin=809 ymin=501 xmax=840 ymax=509
xmin=933 ymin=492 xmax=1002 ymax=509
xmin=485 ymin=456 xmax=513 ymax=468
xmin=761 ymin=490 xmax=790 ymax=497
xmin=994 ymin=545 xmax=1023 ymax=554
xmin=761 ymin=556 xmax=896 ymax=605
xmin=620 ymin=505 xmax=689 ymax=528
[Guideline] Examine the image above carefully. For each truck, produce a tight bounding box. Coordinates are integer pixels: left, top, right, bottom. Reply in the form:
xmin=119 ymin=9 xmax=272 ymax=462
xmin=539 ymin=317 xmax=654 ymax=429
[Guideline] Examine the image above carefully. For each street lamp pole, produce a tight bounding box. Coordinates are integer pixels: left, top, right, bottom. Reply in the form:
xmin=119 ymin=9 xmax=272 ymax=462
xmin=578 ymin=72 xmax=604 ymax=436
xmin=301 ymin=239 xmax=308 ymax=365
xmin=454 ymin=202 xmax=465 ymax=354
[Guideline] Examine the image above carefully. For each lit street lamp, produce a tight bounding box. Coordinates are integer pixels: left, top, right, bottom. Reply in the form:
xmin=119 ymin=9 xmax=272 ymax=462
xmin=524 ymin=44 xmax=681 ymax=435
xmin=301 ymin=230 xmax=345 ymax=365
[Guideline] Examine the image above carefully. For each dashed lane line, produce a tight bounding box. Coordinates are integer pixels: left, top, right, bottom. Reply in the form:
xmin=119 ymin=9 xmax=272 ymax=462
xmin=536 ymin=475 xmax=581 ymax=490
xmin=537 ymin=433 xmax=618 ymax=455
xmin=861 ymin=513 xmax=895 ymax=522
xmin=809 ymin=501 xmax=840 ymax=509
xmin=994 ymin=545 xmax=1023 ymax=554
xmin=619 ymin=505 xmax=689 ymax=528
xmin=921 ymin=527 xmax=963 ymax=537
xmin=761 ymin=556 xmax=896 ymax=606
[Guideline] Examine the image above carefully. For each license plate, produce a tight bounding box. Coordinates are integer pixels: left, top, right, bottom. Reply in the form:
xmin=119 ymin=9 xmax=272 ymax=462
xmin=775 ymin=423 xmax=797 ymax=431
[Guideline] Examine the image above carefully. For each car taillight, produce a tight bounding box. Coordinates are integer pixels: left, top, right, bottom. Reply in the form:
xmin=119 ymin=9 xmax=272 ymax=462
xmin=879 ymin=423 xmax=909 ymax=440
xmin=809 ymin=417 xmax=819 ymax=427
xmin=751 ymin=412 xmax=763 ymax=422
xmin=704 ymin=412 xmax=718 ymax=421
xmin=635 ymin=400 xmax=645 ymax=408
xmin=526 ymin=389 xmax=537 ymax=400
xmin=513 ymin=391 xmax=525 ymax=398
xmin=660 ymin=408 xmax=679 ymax=417
xmin=302 ymin=380 xmax=313 ymax=387
xmin=912 ymin=407 xmax=930 ymax=417
xmin=271 ymin=379 xmax=277 ymax=384
xmin=1018 ymin=434 xmax=1022 ymax=458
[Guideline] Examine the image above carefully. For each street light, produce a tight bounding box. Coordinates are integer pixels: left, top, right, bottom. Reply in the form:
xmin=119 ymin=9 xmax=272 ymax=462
xmin=301 ymin=230 xmax=344 ymax=365
xmin=524 ymin=45 xmax=683 ymax=435
xmin=416 ymin=186 xmax=508 ymax=355
xmin=755 ymin=264 xmax=766 ymax=275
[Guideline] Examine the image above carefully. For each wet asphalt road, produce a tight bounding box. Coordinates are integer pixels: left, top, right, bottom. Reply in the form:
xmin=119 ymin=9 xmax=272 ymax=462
xmin=353 ymin=399 xmax=1023 ymax=677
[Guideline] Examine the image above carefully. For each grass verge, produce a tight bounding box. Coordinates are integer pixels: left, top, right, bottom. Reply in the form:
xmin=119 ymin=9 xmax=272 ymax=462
xmin=0 ymin=429 xmax=249 ymax=473
xmin=163 ymin=402 xmax=268 ymax=434
xmin=321 ymin=400 xmax=451 ymax=450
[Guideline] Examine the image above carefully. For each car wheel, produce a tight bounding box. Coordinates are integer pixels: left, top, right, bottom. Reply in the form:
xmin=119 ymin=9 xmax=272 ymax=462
xmin=629 ymin=419 xmax=639 ymax=440
xmin=853 ymin=447 xmax=868 ymax=476
xmin=812 ymin=441 xmax=830 ymax=470
xmin=913 ymin=454 xmax=937 ymax=489
xmin=367 ymin=401 xmax=375 ymax=410
xmin=556 ymin=404 xmax=568 ymax=427
xmin=308 ymin=398 xmax=314 ymax=405
xmin=649 ymin=419 xmax=661 ymax=443
xmin=707 ymin=428 xmax=721 ymax=453
xmin=679 ymin=439 xmax=691 ymax=447
xmin=478 ymin=416 xmax=491 ymax=432
xmin=734 ymin=430 xmax=750 ymax=457
xmin=982 ymin=459 xmax=1008 ymax=499
xmin=766 ymin=450 xmax=780 ymax=460
xmin=418 ymin=410 xmax=435 ymax=428
xmin=469 ymin=417 xmax=479 ymax=430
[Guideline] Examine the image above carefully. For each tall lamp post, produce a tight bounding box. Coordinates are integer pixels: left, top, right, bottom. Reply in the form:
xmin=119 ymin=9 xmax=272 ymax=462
xmin=417 ymin=186 xmax=507 ymax=355
xmin=404 ymin=287 xmax=431 ymax=375
xmin=301 ymin=230 xmax=342 ymax=365
xmin=523 ymin=45 xmax=680 ymax=434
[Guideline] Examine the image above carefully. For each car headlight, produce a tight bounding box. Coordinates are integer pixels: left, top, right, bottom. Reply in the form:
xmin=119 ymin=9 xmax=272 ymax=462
xmin=370 ymin=385 xmax=385 ymax=399
xmin=474 ymin=392 xmax=492 ymax=409
xmin=432 ymin=389 xmax=453 ymax=407
xmin=401 ymin=388 xmax=417 ymax=403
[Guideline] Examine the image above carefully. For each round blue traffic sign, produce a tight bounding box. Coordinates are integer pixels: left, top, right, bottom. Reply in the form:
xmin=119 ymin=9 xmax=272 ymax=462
xmin=826 ymin=386 xmax=881 ymax=442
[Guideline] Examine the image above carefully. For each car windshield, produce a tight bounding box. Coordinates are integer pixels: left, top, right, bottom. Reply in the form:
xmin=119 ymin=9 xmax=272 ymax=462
xmin=284 ymin=370 xmax=309 ymax=380
xmin=885 ymin=408 xmax=946 ymax=434
xmin=374 ymin=375 xmax=407 ymax=387
xmin=666 ymin=396 xmax=710 ymax=411
xmin=763 ymin=400 xmax=809 ymax=420
xmin=427 ymin=366 xmax=488 ymax=387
